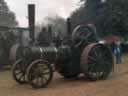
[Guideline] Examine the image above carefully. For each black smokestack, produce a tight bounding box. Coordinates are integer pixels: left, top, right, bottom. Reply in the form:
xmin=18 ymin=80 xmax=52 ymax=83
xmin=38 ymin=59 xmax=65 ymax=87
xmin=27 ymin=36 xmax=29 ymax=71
xmin=48 ymin=25 xmax=52 ymax=44
xmin=48 ymin=25 xmax=52 ymax=37
xmin=28 ymin=4 xmax=35 ymax=43
xmin=66 ymin=18 xmax=71 ymax=36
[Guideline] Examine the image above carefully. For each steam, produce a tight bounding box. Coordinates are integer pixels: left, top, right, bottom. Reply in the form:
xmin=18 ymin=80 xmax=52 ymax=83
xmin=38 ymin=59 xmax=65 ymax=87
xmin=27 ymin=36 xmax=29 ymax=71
xmin=5 ymin=0 xmax=79 ymax=27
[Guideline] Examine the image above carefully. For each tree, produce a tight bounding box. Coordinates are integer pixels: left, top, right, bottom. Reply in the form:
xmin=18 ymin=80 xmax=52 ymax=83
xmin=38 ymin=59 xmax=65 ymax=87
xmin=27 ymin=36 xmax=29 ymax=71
xmin=0 ymin=0 xmax=18 ymax=68
xmin=0 ymin=0 xmax=18 ymax=27
xmin=71 ymin=0 xmax=128 ymax=38
xmin=71 ymin=0 xmax=105 ymax=35
xmin=0 ymin=0 xmax=18 ymax=49
xmin=104 ymin=0 xmax=128 ymax=37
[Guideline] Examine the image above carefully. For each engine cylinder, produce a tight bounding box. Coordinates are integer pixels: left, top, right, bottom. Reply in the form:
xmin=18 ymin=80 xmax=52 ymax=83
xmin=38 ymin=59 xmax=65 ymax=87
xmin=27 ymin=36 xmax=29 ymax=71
xmin=29 ymin=46 xmax=58 ymax=63
xmin=24 ymin=45 xmax=80 ymax=77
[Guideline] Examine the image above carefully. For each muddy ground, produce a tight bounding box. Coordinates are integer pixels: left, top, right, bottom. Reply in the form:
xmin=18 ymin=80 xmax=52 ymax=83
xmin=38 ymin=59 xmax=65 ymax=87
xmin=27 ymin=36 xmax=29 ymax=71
xmin=0 ymin=56 xmax=128 ymax=96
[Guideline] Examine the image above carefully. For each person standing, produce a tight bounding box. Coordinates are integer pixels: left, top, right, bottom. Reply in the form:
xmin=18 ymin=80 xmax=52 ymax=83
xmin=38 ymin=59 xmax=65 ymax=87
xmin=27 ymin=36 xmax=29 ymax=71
xmin=114 ymin=41 xmax=122 ymax=64
xmin=36 ymin=27 xmax=50 ymax=46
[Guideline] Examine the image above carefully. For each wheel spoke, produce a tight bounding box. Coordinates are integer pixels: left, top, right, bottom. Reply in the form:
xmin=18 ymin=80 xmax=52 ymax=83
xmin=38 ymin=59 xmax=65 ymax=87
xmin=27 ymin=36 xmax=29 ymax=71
xmin=88 ymin=56 xmax=97 ymax=62
xmin=33 ymin=73 xmax=39 ymax=84
xmin=13 ymin=59 xmax=27 ymax=84
xmin=88 ymin=63 xmax=96 ymax=72
xmin=42 ymin=76 xmax=47 ymax=82
xmin=19 ymin=74 xmax=24 ymax=80
xmin=27 ymin=60 xmax=53 ymax=88
xmin=42 ymin=67 xmax=49 ymax=71
xmin=43 ymin=71 xmax=50 ymax=75
xmin=97 ymin=51 xmax=102 ymax=59
xmin=23 ymin=75 xmax=26 ymax=81
xmin=37 ymin=77 xmax=40 ymax=84
xmin=15 ymin=71 xmax=22 ymax=75
xmin=92 ymin=47 xmax=98 ymax=57
xmin=103 ymin=51 xmax=109 ymax=57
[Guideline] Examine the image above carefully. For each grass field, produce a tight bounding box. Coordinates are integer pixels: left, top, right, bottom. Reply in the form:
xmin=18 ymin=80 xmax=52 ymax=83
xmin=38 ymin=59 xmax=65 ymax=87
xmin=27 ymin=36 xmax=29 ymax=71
xmin=0 ymin=54 xmax=128 ymax=96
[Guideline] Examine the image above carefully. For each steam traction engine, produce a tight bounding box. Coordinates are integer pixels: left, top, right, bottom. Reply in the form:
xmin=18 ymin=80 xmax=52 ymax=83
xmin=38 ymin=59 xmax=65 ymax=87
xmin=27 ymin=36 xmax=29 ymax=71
xmin=12 ymin=4 xmax=113 ymax=88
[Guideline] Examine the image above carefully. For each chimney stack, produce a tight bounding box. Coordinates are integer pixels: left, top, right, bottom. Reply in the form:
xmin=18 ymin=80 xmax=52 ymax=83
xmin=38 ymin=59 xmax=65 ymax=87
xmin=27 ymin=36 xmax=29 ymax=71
xmin=66 ymin=18 xmax=71 ymax=36
xmin=28 ymin=4 xmax=35 ymax=43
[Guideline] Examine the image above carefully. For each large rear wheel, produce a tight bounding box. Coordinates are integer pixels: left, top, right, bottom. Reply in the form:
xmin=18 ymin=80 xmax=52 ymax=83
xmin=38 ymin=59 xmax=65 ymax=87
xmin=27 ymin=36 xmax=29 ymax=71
xmin=81 ymin=43 xmax=113 ymax=80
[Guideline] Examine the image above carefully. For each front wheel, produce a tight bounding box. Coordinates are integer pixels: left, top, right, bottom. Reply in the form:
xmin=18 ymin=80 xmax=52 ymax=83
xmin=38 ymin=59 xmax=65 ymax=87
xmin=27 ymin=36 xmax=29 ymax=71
xmin=12 ymin=58 xmax=27 ymax=84
xmin=26 ymin=59 xmax=53 ymax=89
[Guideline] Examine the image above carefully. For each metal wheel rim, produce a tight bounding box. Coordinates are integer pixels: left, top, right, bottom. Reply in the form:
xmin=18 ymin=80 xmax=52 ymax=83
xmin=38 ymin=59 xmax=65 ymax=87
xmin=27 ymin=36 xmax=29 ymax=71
xmin=86 ymin=44 xmax=113 ymax=80
xmin=27 ymin=60 xmax=53 ymax=88
xmin=12 ymin=59 xmax=27 ymax=83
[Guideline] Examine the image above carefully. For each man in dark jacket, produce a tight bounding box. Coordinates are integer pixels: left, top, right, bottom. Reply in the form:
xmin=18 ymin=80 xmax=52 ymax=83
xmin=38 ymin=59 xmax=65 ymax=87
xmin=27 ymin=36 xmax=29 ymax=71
xmin=36 ymin=27 xmax=50 ymax=46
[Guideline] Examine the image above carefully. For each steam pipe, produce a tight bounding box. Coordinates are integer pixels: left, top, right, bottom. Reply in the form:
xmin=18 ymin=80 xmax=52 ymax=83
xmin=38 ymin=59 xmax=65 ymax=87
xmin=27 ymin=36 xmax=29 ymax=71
xmin=28 ymin=4 xmax=35 ymax=44
xmin=48 ymin=25 xmax=52 ymax=38
xmin=66 ymin=18 xmax=71 ymax=37
xmin=48 ymin=25 xmax=52 ymax=44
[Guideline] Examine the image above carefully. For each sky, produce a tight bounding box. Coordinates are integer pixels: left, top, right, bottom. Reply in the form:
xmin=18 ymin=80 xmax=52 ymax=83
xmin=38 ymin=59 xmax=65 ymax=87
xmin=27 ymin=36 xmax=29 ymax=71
xmin=5 ymin=0 xmax=79 ymax=27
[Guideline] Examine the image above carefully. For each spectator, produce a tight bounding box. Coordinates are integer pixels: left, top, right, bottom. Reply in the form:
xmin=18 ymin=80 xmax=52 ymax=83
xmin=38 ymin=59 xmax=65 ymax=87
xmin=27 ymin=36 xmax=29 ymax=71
xmin=114 ymin=41 xmax=122 ymax=64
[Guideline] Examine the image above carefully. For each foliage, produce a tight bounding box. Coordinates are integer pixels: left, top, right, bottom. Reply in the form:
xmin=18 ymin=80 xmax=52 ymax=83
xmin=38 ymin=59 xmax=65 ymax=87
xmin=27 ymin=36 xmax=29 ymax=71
xmin=0 ymin=0 xmax=18 ymax=27
xmin=105 ymin=0 xmax=128 ymax=38
xmin=0 ymin=0 xmax=18 ymax=68
xmin=0 ymin=0 xmax=18 ymax=48
xmin=0 ymin=30 xmax=17 ymax=69
xmin=71 ymin=0 xmax=128 ymax=38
